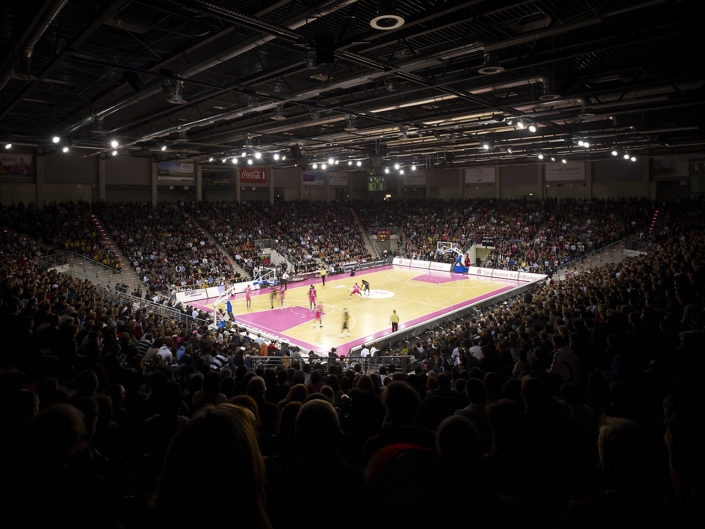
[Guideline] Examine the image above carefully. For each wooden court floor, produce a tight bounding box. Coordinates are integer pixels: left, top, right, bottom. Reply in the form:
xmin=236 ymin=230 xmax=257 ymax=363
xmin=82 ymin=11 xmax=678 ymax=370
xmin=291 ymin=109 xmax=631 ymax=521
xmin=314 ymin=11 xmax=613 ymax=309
xmin=197 ymin=266 xmax=519 ymax=355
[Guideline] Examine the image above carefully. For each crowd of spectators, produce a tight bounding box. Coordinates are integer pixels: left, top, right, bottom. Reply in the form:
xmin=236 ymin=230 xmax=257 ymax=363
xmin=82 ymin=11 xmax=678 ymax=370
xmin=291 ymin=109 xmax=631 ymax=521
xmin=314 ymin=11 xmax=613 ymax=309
xmin=0 ymin=201 xmax=122 ymax=269
xmin=93 ymin=202 xmax=239 ymax=294
xmin=355 ymin=198 xmax=657 ymax=273
xmin=1 ymin=197 xmax=702 ymax=528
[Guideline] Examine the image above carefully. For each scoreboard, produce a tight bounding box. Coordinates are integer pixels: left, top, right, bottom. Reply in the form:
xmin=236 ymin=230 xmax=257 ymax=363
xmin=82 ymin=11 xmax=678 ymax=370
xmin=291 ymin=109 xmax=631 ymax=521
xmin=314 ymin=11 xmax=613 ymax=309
xmin=376 ymin=229 xmax=391 ymax=241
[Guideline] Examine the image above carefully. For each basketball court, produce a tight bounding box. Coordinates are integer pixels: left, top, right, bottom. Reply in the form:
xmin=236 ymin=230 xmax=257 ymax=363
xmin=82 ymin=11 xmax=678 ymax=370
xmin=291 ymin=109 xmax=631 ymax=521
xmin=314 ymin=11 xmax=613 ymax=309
xmin=191 ymin=264 xmax=522 ymax=355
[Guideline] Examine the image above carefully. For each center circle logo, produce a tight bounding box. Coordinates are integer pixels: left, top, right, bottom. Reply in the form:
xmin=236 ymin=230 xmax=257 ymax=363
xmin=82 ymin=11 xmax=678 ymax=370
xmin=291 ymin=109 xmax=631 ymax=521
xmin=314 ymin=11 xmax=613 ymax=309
xmin=367 ymin=289 xmax=394 ymax=299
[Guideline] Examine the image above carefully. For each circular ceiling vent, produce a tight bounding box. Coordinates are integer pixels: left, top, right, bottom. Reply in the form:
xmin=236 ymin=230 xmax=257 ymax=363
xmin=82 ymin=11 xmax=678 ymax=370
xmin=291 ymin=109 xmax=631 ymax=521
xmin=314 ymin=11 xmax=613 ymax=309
xmin=370 ymin=1 xmax=405 ymax=30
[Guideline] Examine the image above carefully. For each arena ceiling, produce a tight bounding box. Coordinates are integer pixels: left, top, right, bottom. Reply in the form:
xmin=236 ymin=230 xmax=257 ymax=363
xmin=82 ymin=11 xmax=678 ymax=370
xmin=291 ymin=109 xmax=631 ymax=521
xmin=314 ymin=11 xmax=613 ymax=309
xmin=1 ymin=0 xmax=704 ymax=172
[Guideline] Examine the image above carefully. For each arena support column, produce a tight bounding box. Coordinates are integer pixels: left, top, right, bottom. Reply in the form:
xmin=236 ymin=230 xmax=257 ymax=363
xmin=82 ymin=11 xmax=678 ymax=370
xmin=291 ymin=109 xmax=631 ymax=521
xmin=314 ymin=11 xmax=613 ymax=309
xmin=268 ymin=164 xmax=274 ymax=205
xmin=235 ymin=164 xmax=241 ymax=204
xmin=98 ymin=156 xmax=106 ymax=201
xmin=151 ymin=158 xmax=158 ymax=207
xmin=35 ymin=148 xmax=45 ymax=206
xmin=195 ymin=160 xmax=202 ymax=201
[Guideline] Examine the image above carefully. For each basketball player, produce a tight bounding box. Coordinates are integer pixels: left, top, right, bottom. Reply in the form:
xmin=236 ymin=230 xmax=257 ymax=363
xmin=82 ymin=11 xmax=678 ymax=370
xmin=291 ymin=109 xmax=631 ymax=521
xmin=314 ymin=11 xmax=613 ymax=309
xmin=279 ymin=284 xmax=286 ymax=306
xmin=341 ymin=308 xmax=351 ymax=337
xmin=270 ymin=286 xmax=278 ymax=309
xmin=313 ymin=302 xmax=324 ymax=328
xmin=308 ymin=284 xmax=317 ymax=309
xmin=361 ymin=279 xmax=370 ymax=296
xmin=245 ymin=284 xmax=252 ymax=308
xmin=349 ymin=282 xmax=362 ymax=300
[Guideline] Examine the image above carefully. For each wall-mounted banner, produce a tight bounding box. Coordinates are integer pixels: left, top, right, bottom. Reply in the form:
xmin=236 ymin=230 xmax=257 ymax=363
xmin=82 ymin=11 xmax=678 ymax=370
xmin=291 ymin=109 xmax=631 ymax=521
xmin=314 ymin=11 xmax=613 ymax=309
xmin=157 ymin=161 xmax=194 ymax=184
xmin=0 ymin=153 xmax=33 ymax=181
xmin=302 ymin=170 xmax=325 ymax=185
xmin=240 ymin=166 xmax=267 ymax=184
xmin=464 ymin=166 xmax=495 ymax=184
xmin=545 ymin=161 xmax=585 ymax=181
xmin=328 ymin=172 xmax=348 ymax=186
xmin=651 ymin=156 xmax=689 ymax=180
xmin=402 ymin=172 xmax=426 ymax=186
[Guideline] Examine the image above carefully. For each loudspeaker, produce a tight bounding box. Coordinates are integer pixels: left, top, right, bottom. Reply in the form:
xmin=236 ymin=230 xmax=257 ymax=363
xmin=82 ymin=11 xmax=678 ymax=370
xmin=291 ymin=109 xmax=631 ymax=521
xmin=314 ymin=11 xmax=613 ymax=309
xmin=315 ymin=35 xmax=336 ymax=64
xmin=290 ymin=144 xmax=303 ymax=162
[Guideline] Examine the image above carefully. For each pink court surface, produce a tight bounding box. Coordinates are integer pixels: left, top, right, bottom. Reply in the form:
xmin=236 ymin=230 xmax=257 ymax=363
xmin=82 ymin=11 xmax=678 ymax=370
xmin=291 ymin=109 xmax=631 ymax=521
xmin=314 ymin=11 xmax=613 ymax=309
xmin=192 ymin=265 xmax=522 ymax=355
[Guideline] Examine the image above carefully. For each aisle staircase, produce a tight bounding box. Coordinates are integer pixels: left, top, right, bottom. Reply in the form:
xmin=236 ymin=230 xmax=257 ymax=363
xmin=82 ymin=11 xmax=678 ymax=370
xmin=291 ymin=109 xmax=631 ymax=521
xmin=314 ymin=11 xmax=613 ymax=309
xmin=88 ymin=213 xmax=142 ymax=291
xmin=349 ymin=207 xmax=380 ymax=259
xmin=184 ymin=213 xmax=250 ymax=279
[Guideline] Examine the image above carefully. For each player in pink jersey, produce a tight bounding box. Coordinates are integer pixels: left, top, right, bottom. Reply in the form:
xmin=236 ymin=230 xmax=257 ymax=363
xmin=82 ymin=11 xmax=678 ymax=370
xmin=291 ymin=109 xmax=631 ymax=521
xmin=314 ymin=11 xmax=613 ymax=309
xmin=313 ymin=302 xmax=324 ymax=327
xmin=349 ymin=282 xmax=362 ymax=300
xmin=308 ymin=285 xmax=317 ymax=309
xmin=279 ymin=284 xmax=286 ymax=306
xmin=245 ymin=285 xmax=252 ymax=308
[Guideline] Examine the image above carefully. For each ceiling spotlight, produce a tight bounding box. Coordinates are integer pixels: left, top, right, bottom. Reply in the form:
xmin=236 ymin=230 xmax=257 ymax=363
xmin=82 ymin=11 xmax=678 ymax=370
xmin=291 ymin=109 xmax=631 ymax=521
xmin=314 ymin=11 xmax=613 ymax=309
xmin=578 ymin=140 xmax=584 ymax=147
xmin=232 ymin=157 xmax=238 ymax=164
xmin=384 ymin=167 xmax=390 ymax=174
xmin=506 ymin=119 xmax=513 ymax=126
xmin=561 ymin=158 xmax=567 ymax=164
xmin=370 ymin=0 xmax=406 ymax=31
xmin=507 ymin=147 xmax=512 ymax=154
xmin=222 ymin=158 xmax=227 ymax=163
xmin=161 ymin=145 xmax=167 ymax=151
xmin=482 ymin=143 xmax=490 ymax=150
xmin=273 ymin=153 xmax=280 ymax=161
xmin=241 ymin=151 xmax=247 ymax=158
xmin=356 ymin=160 xmax=362 ymax=167
xmin=550 ymin=156 xmax=556 ymax=162
xmin=312 ymin=163 xmax=318 ymax=169
xmin=399 ymin=169 xmax=405 ymax=175
xmin=247 ymin=158 xmax=253 ymax=165
xmin=110 ymin=139 xmax=119 ymax=149
xmin=528 ymin=124 xmax=537 ymax=133
xmin=411 ymin=165 xmax=416 ymax=171
xmin=394 ymin=163 xmax=400 ymax=170
xmin=321 ymin=163 xmax=327 ymax=170
xmin=516 ymin=120 xmax=525 ymax=129
xmin=208 ymin=157 xmax=214 ymax=162
xmin=111 ymin=150 xmax=118 ymax=156
xmin=611 ymin=150 xmax=618 ymax=156
xmin=623 ymin=154 xmax=630 ymax=159
xmin=584 ymin=142 xmax=590 ymax=148
xmin=62 ymin=146 xmax=69 ymax=153
xmin=335 ymin=159 xmax=339 ymax=165
xmin=52 ymin=135 xmax=61 ymax=144
xmin=538 ymin=154 xmax=544 ymax=160
xmin=254 ymin=151 xmax=262 ymax=159
xmin=328 ymin=157 xmax=335 ymax=165
xmin=348 ymin=160 xmax=353 ymax=166
xmin=281 ymin=155 xmax=286 ymax=160
xmin=4 ymin=143 xmax=11 ymax=150
xmin=630 ymin=156 xmax=637 ymax=162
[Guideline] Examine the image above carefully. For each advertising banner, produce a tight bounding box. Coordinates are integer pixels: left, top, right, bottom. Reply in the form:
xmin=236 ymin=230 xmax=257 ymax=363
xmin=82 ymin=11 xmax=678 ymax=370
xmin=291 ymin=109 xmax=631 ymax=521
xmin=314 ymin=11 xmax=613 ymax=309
xmin=157 ymin=161 xmax=194 ymax=184
xmin=240 ymin=166 xmax=267 ymax=184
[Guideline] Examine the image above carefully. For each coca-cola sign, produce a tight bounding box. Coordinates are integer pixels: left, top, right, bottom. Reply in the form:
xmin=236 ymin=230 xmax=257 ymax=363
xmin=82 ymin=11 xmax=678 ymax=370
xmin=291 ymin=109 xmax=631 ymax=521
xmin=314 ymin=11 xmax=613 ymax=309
xmin=239 ymin=167 xmax=267 ymax=184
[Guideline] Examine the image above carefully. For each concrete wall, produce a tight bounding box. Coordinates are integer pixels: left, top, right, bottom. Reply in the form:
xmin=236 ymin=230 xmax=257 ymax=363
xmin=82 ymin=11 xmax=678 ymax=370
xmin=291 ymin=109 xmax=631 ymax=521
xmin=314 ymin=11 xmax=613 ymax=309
xmin=500 ymin=164 xmax=536 ymax=198
xmin=0 ymin=183 xmax=36 ymax=205
xmin=8 ymin=147 xmax=705 ymax=206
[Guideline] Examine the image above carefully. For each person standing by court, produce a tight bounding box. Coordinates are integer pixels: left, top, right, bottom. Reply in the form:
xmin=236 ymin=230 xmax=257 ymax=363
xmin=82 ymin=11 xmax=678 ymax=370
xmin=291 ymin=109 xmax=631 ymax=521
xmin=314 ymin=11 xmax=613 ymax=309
xmin=226 ymin=299 xmax=234 ymax=322
xmin=390 ymin=310 xmax=400 ymax=332
xmin=320 ymin=266 xmax=327 ymax=286
xmin=281 ymin=269 xmax=289 ymax=290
